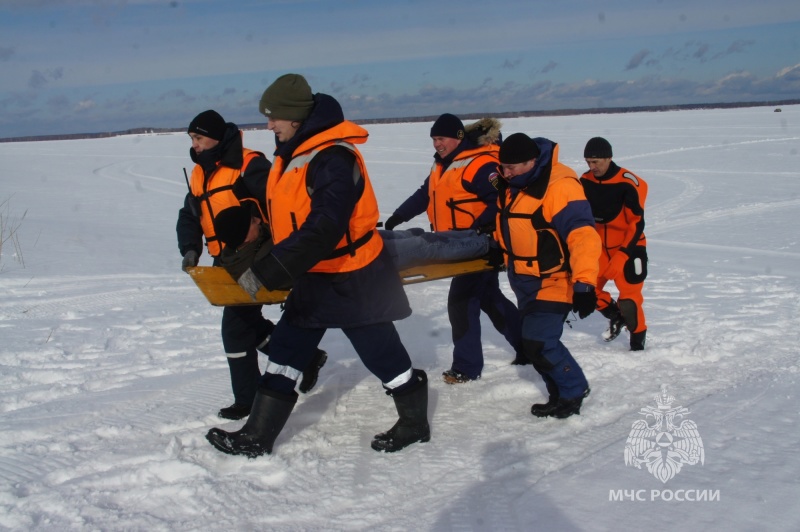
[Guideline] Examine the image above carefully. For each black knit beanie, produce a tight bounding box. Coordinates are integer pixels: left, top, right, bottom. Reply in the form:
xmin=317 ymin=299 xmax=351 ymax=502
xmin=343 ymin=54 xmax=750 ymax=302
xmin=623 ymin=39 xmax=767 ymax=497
xmin=214 ymin=206 xmax=253 ymax=249
xmin=188 ymin=110 xmax=226 ymax=141
xmin=259 ymin=73 xmax=315 ymax=120
xmin=584 ymin=137 xmax=613 ymax=158
xmin=499 ymin=133 xmax=540 ymax=164
xmin=430 ymin=113 xmax=465 ymax=139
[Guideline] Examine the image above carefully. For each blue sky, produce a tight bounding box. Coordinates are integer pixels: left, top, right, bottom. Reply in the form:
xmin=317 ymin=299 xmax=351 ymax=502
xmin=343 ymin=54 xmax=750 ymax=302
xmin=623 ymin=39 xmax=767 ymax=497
xmin=1 ymin=0 xmax=799 ymax=138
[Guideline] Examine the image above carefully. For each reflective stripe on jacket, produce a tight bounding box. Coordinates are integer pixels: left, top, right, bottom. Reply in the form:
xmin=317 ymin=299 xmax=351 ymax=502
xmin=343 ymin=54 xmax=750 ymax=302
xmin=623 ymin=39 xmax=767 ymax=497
xmin=190 ymin=148 xmax=262 ymax=257
xmin=426 ymin=145 xmax=498 ymax=231
xmin=266 ymin=121 xmax=382 ymax=273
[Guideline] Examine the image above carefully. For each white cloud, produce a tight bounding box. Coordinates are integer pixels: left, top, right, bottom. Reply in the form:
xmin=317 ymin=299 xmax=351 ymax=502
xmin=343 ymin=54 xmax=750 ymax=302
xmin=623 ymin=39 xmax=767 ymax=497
xmin=776 ymin=63 xmax=800 ymax=81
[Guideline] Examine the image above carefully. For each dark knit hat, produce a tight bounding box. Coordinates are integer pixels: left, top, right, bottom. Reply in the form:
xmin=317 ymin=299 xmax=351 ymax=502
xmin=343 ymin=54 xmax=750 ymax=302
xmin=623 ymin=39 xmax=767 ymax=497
xmin=499 ymin=133 xmax=540 ymax=164
xmin=188 ymin=110 xmax=226 ymax=141
xmin=214 ymin=206 xmax=252 ymax=249
xmin=259 ymin=73 xmax=315 ymax=120
xmin=584 ymin=137 xmax=613 ymax=158
xmin=430 ymin=113 xmax=465 ymax=140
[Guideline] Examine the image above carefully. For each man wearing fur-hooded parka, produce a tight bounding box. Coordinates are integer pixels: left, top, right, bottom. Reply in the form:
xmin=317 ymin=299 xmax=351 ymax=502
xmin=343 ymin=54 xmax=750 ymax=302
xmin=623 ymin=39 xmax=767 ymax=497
xmin=384 ymin=114 xmax=524 ymax=383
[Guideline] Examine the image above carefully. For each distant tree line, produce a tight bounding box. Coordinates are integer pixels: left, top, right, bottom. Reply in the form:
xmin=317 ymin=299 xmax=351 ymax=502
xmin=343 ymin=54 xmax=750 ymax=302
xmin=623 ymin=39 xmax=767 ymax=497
xmin=0 ymin=127 xmax=178 ymax=143
xmin=349 ymin=99 xmax=800 ymax=127
xmin=2 ymin=99 xmax=798 ymax=143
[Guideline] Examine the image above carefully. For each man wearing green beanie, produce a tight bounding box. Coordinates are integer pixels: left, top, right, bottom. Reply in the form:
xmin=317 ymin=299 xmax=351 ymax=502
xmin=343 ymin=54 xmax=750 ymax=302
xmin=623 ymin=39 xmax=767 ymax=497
xmin=206 ymin=74 xmax=431 ymax=458
xmin=258 ymin=73 xmax=315 ymax=122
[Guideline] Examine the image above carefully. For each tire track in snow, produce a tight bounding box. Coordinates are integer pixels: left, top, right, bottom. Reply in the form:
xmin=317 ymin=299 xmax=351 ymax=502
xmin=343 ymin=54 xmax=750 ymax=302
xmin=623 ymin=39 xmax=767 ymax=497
xmin=1 ymin=275 xmax=199 ymax=318
xmin=297 ymin=370 xmax=384 ymax=527
xmin=92 ymin=160 xmax=185 ymax=198
xmin=0 ymin=370 xmax=228 ymax=487
xmin=426 ymin=267 xmax=800 ymax=523
xmin=605 ymin=135 xmax=799 ymax=235
xmin=619 ymin=136 xmax=800 ymax=163
xmin=645 ymin=170 xmax=705 ymax=228
xmin=648 ymin=197 xmax=800 ymax=237
xmin=514 ymin=271 xmax=800 ymax=486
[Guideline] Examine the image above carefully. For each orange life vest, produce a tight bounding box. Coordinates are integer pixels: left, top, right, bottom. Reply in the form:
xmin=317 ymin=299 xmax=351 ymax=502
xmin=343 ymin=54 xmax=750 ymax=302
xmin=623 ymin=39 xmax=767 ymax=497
xmin=426 ymin=145 xmax=498 ymax=231
xmin=266 ymin=121 xmax=382 ymax=273
xmin=496 ymin=150 xmax=600 ymax=304
xmin=190 ymin=148 xmax=264 ymax=257
xmin=497 ymin=172 xmax=573 ymax=278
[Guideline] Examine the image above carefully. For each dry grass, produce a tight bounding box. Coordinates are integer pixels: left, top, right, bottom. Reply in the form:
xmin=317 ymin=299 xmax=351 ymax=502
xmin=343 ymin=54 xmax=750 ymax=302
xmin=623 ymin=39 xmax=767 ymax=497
xmin=0 ymin=196 xmax=26 ymax=272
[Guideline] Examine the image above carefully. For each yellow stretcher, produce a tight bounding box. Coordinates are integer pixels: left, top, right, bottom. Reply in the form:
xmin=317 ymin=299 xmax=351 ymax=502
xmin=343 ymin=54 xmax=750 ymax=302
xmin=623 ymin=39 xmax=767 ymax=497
xmin=187 ymin=258 xmax=494 ymax=307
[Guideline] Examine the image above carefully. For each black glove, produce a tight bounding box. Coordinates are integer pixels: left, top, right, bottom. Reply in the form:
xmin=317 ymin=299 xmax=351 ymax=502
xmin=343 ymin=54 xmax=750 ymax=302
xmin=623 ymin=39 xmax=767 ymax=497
xmin=485 ymin=242 xmax=505 ymax=269
xmin=384 ymin=215 xmax=403 ymax=231
xmin=181 ymin=250 xmax=199 ymax=272
xmin=572 ymin=289 xmax=597 ymax=319
xmin=476 ymin=223 xmax=496 ymax=236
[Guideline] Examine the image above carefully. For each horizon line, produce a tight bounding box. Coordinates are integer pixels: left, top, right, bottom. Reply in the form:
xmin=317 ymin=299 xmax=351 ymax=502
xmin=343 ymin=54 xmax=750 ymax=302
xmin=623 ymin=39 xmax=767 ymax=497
xmin=2 ymin=99 xmax=797 ymax=144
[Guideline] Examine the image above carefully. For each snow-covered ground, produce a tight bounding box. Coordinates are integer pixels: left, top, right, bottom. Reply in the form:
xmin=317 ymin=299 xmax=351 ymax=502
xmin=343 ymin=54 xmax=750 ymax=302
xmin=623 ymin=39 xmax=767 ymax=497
xmin=1 ymin=106 xmax=798 ymax=531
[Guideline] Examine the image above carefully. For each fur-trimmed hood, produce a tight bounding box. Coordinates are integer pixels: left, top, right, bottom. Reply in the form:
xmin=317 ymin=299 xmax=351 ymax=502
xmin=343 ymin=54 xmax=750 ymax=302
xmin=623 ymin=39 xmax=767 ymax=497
xmin=465 ymin=117 xmax=502 ymax=146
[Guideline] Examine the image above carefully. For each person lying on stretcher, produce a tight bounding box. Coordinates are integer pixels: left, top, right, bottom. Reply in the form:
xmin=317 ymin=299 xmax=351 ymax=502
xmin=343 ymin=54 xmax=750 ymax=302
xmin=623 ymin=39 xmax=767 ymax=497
xmin=212 ymin=205 xmax=500 ymax=291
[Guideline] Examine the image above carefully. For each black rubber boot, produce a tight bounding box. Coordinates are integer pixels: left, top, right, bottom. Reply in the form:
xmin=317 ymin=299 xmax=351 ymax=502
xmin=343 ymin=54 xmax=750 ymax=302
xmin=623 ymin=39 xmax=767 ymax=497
xmin=630 ymin=330 xmax=647 ymax=351
xmin=298 ymin=348 xmax=328 ymax=394
xmin=206 ymin=388 xmax=297 ymax=458
xmin=371 ymin=369 xmax=431 ymax=453
xmin=530 ymin=375 xmax=560 ymax=417
xmin=532 ymin=385 xmax=590 ymax=419
xmin=218 ymin=403 xmax=251 ymax=420
xmin=549 ymin=395 xmax=585 ymax=419
xmin=530 ymin=397 xmax=558 ymax=417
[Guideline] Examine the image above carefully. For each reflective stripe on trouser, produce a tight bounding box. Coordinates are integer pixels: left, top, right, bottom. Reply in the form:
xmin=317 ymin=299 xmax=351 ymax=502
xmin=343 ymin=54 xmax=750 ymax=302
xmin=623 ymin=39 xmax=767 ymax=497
xmin=259 ymin=317 xmax=413 ymax=395
xmin=521 ymin=311 xmax=588 ymax=400
xmin=448 ymin=270 xmax=522 ymax=379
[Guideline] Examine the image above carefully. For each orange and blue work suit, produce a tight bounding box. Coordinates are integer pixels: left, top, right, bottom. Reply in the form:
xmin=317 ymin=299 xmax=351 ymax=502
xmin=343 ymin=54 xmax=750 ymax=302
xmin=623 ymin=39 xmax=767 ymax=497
xmin=580 ymin=162 xmax=648 ymax=335
xmin=496 ymin=138 xmax=601 ymax=400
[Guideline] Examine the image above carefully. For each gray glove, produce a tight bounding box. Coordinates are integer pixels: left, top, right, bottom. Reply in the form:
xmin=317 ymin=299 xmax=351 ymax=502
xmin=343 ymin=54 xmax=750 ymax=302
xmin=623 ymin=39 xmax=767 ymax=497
xmin=181 ymin=250 xmax=199 ymax=272
xmin=237 ymin=268 xmax=263 ymax=300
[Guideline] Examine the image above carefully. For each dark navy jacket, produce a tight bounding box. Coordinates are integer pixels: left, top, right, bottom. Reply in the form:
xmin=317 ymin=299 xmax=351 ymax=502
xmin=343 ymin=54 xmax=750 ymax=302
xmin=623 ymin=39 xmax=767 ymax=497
xmin=252 ymin=93 xmax=411 ymax=328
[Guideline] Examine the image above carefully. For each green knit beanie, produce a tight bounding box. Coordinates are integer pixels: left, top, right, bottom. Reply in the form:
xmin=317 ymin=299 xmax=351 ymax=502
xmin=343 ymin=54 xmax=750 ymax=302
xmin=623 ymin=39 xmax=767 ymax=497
xmin=259 ymin=73 xmax=314 ymax=121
